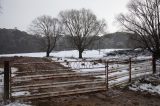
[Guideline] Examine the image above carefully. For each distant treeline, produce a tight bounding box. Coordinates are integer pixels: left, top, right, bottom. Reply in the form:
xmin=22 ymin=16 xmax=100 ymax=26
xmin=0 ymin=28 xmax=140 ymax=54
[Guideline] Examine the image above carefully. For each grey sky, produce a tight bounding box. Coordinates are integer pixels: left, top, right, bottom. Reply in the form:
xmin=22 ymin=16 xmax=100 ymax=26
xmin=0 ymin=0 xmax=129 ymax=33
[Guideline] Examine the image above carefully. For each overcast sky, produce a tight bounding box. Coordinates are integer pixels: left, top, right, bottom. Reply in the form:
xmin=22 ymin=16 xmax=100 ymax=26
xmin=0 ymin=0 xmax=129 ymax=33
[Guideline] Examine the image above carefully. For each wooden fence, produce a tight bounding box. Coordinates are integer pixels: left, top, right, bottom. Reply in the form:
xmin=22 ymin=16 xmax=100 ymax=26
xmin=3 ymin=57 xmax=158 ymax=101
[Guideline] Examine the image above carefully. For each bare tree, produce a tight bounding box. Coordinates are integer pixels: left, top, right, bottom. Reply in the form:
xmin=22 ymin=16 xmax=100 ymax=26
xmin=59 ymin=9 xmax=106 ymax=58
xmin=29 ymin=15 xmax=62 ymax=57
xmin=116 ymin=0 xmax=160 ymax=73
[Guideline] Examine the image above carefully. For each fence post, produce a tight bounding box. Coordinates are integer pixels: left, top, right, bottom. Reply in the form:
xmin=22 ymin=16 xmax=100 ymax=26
xmin=152 ymin=54 xmax=156 ymax=74
xmin=129 ymin=58 xmax=132 ymax=83
xmin=105 ymin=61 xmax=109 ymax=90
xmin=4 ymin=61 xmax=10 ymax=103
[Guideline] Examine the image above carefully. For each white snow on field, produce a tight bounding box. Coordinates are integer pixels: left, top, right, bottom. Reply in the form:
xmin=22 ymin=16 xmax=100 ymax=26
xmin=130 ymin=83 xmax=160 ymax=95
xmin=0 ymin=52 xmax=45 ymax=57
xmin=0 ymin=49 xmax=122 ymax=58
xmin=136 ymin=56 xmax=152 ymax=60
xmin=52 ymin=57 xmax=107 ymax=73
xmin=11 ymin=67 xmax=18 ymax=77
xmin=5 ymin=102 xmax=31 ymax=106
xmin=12 ymin=91 xmax=30 ymax=97
xmin=52 ymin=49 xmax=122 ymax=58
xmin=109 ymin=76 xmax=129 ymax=85
xmin=129 ymin=75 xmax=160 ymax=95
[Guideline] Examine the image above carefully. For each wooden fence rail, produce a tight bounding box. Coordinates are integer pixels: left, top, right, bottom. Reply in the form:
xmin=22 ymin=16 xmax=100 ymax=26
xmin=3 ymin=57 xmax=157 ymax=101
xmin=13 ymin=86 xmax=107 ymax=100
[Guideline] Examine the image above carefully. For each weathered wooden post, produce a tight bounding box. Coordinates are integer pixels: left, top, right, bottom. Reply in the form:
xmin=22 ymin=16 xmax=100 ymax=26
xmin=4 ymin=61 xmax=10 ymax=103
xmin=129 ymin=58 xmax=132 ymax=83
xmin=105 ymin=61 xmax=109 ymax=90
xmin=152 ymin=54 xmax=156 ymax=74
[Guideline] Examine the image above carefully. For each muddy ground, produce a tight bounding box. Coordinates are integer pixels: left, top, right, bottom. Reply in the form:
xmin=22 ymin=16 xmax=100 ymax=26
xmin=0 ymin=57 xmax=160 ymax=106
xmin=32 ymin=89 xmax=160 ymax=106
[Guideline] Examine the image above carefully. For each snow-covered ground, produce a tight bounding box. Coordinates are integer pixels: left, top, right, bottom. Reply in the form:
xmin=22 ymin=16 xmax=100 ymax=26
xmin=4 ymin=102 xmax=31 ymax=106
xmin=0 ymin=49 xmax=122 ymax=58
xmin=129 ymin=75 xmax=160 ymax=95
xmin=52 ymin=57 xmax=105 ymax=72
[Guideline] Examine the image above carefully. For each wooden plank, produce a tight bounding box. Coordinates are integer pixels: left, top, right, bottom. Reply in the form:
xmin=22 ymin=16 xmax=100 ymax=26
xmin=13 ymin=68 xmax=106 ymax=75
xmin=12 ymin=86 xmax=106 ymax=100
xmin=12 ymin=71 xmax=105 ymax=82
xmin=12 ymin=79 xmax=104 ymax=89
xmin=13 ymin=69 xmax=70 ymax=74
xmin=12 ymin=79 xmax=105 ymax=92
xmin=13 ymin=62 xmax=52 ymax=65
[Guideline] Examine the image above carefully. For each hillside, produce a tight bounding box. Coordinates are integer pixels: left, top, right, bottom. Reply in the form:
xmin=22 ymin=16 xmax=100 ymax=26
xmin=55 ymin=32 xmax=140 ymax=50
xmin=100 ymin=32 xmax=139 ymax=49
xmin=0 ymin=28 xmax=43 ymax=54
xmin=0 ymin=29 xmax=140 ymax=54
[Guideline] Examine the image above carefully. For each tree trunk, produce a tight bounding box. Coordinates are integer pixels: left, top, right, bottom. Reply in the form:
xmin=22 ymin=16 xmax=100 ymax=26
xmin=46 ymin=37 xmax=51 ymax=57
xmin=46 ymin=51 xmax=50 ymax=57
xmin=79 ymin=51 xmax=83 ymax=58
xmin=152 ymin=54 xmax=156 ymax=74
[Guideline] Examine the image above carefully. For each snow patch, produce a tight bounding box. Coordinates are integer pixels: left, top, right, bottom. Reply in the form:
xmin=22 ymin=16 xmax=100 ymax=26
xmin=0 ymin=49 xmax=122 ymax=58
xmin=11 ymin=67 xmax=18 ymax=77
xmin=129 ymin=75 xmax=160 ymax=95
xmin=53 ymin=57 xmax=105 ymax=73
xmin=12 ymin=91 xmax=30 ymax=97
xmin=4 ymin=102 xmax=31 ymax=106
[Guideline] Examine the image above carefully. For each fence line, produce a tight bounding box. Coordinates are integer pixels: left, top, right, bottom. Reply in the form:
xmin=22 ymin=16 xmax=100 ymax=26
xmin=2 ymin=57 xmax=158 ymax=101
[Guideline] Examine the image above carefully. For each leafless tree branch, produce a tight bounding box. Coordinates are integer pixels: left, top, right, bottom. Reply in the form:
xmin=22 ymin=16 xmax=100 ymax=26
xmin=59 ymin=8 xmax=107 ymax=58
xmin=29 ymin=15 xmax=62 ymax=57
xmin=116 ymin=0 xmax=160 ymax=73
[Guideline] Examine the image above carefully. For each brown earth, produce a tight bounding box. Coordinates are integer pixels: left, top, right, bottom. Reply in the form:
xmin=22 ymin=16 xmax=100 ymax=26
xmin=0 ymin=57 xmax=160 ymax=106
xmin=31 ymin=89 xmax=160 ymax=106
